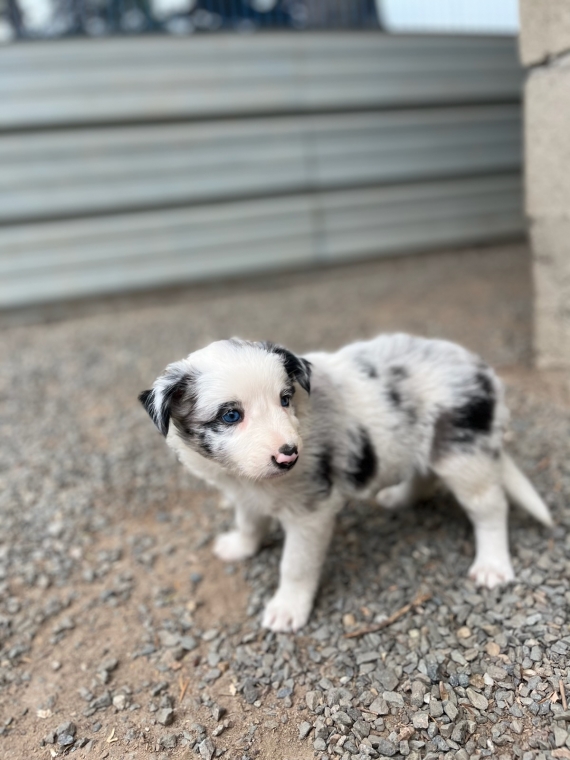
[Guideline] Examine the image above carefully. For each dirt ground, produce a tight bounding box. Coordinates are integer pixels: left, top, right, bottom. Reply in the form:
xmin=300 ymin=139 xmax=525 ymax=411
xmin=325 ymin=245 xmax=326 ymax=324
xmin=1 ymin=243 xmax=569 ymax=760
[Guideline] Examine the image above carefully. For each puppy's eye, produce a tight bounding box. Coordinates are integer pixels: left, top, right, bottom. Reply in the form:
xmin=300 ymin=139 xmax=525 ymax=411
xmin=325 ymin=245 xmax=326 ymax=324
xmin=221 ymin=409 xmax=242 ymax=424
xmin=280 ymin=395 xmax=291 ymax=408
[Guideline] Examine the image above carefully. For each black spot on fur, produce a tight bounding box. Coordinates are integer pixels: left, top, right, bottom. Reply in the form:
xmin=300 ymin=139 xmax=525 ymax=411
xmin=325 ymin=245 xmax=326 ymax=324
xmin=432 ymin=370 xmax=496 ymax=460
xmin=261 ymin=342 xmax=312 ymax=394
xmin=356 ymin=357 xmax=378 ymax=379
xmin=315 ymin=448 xmax=334 ymax=499
xmin=386 ymin=365 xmax=408 ymax=406
xmin=475 ymin=371 xmax=494 ymax=402
xmin=346 ymin=428 xmax=377 ymax=488
xmin=453 ymin=373 xmax=495 ymax=434
xmin=453 ymin=396 xmax=494 ymax=434
xmin=388 ymin=387 xmax=401 ymax=406
xmin=196 ymin=431 xmax=214 ymax=457
xmin=390 ymin=365 xmax=408 ymax=380
xmin=385 ymin=365 xmax=417 ymax=423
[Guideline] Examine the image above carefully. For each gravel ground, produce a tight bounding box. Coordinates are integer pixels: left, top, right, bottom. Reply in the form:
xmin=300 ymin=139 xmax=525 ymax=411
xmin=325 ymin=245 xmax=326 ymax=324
xmin=1 ymin=243 xmax=570 ymax=760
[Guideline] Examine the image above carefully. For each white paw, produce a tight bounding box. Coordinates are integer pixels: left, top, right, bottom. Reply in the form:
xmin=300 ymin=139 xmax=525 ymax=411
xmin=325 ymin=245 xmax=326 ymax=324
xmin=468 ymin=559 xmax=515 ymax=589
xmin=213 ymin=530 xmax=258 ymax=563
xmin=262 ymin=587 xmax=313 ymax=633
xmin=376 ymin=483 xmax=410 ymax=510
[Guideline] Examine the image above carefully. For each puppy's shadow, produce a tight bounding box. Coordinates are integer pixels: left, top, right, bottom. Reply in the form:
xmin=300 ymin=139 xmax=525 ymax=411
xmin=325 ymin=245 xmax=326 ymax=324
xmin=315 ymin=494 xmax=473 ymax=617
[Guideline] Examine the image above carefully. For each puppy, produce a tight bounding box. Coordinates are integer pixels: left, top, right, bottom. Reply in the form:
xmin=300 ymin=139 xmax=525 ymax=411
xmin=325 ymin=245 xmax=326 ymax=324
xmin=139 ymin=334 xmax=552 ymax=632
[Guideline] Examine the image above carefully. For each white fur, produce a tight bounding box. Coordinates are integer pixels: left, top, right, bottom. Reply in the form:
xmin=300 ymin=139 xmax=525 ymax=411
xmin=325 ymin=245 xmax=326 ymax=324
xmin=140 ymin=334 xmax=552 ymax=632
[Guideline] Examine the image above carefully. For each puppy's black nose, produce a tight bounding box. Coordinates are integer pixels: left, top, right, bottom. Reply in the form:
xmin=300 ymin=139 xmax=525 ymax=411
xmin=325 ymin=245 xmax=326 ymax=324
xmin=279 ymin=443 xmax=298 ymax=457
xmin=272 ymin=443 xmax=299 ymax=471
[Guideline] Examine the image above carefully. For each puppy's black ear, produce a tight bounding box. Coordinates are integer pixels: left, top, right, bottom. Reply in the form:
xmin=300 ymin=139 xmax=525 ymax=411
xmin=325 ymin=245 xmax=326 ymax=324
xmin=138 ymin=363 xmax=189 ymax=436
xmin=262 ymin=343 xmax=312 ymax=395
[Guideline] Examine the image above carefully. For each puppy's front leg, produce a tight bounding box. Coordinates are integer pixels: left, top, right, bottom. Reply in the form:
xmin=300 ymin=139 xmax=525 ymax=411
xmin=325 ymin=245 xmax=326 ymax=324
xmin=213 ymin=504 xmax=270 ymax=563
xmin=262 ymin=508 xmax=337 ymax=633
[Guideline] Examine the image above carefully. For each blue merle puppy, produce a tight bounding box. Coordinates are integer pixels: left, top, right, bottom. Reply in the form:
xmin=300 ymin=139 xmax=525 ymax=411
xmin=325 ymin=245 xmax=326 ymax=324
xmin=139 ymin=333 xmax=551 ymax=632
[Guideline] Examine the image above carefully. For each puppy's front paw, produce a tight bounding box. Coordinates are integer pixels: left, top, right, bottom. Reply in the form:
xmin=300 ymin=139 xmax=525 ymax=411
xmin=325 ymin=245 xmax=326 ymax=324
xmin=213 ymin=530 xmax=258 ymax=563
xmin=468 ymin=559 xmax=514 ymax=589
xmin=262 ymin=588 xmax=313 ymax=633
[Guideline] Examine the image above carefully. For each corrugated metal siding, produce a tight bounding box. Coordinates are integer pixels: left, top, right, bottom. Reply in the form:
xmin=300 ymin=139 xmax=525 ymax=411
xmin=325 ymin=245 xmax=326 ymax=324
xmin=1 ymin=106 xmax=521 ymax=223
xmin=0 ymin=176 xmax=522 ymax=307
xmin=0 ymin=33 xmax=524 ymax=307
xmin=1 ymin=35 xmax=522 ymax=130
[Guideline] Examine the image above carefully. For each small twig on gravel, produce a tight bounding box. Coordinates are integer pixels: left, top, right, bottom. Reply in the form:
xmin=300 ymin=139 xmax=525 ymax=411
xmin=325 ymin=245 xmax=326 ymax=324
xmin=561 ymin=680 xmax=568 ymax=710
xmin=344 ymin=591 xmax=432 ymax=638
xmin=179 ymin=676 xmax=189 ymax=704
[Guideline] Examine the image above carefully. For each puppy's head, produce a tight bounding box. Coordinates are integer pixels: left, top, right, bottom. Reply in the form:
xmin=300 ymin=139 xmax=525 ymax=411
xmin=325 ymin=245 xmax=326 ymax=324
xmin=138 ymin=339 xmax=311 ymax=480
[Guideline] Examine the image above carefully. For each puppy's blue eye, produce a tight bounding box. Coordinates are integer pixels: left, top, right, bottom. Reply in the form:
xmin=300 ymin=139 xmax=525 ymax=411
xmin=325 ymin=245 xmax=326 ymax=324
xmin=221 ymin=409 xmax=242 ymax=424
xmin=280 ymin=395 xmax=291 ymax=408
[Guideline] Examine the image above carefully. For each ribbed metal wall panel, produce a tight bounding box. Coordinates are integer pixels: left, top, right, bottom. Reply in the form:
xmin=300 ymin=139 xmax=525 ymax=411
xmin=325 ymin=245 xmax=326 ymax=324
xmin=0 ymin=33 xmax=524 ymax=308
xmin=0 ymin=106 xmax=521 ymax=224
xmin=0 ymin=176 xmax=523 ymax=307
xmin=0 ymin=35 xmax=521 ymax=130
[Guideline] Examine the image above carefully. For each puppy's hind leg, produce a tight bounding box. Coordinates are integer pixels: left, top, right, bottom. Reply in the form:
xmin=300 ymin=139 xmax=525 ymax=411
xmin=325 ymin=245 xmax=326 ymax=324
xmin=376 ymin=472 xmax=435 ymax=510
xmin=433 ymin=452 xmax=514 ymax=589
xmin=213 ymin=503 xmax=270 ymax=563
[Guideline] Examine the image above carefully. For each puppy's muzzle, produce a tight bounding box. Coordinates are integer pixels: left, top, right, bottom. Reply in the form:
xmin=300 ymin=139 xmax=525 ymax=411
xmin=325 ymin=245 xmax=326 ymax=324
xmin=272 ymin=444 xmax=299 ymax=471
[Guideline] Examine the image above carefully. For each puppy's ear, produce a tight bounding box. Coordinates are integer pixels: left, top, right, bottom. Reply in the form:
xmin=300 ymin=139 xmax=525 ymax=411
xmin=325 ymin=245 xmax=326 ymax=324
xmin=262 ymin=343 xmax=312 ymax=395
xmin=138 ymin=362 xmax=190 ymax=436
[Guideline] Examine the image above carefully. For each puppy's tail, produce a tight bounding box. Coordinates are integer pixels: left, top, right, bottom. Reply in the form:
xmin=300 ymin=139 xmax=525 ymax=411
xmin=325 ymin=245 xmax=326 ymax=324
xmin=502 ymin=453 xmax=553 ymax=527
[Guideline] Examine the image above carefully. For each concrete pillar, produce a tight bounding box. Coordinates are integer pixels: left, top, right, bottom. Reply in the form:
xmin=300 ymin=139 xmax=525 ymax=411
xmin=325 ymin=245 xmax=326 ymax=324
xmin=520 ymin=0 xmax=570 ymax=368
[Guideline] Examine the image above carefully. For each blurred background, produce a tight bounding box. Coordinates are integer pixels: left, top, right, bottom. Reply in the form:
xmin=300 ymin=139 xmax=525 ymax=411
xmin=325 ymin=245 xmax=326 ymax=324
xmin=0 ymin=0 xmax=526 ymax=317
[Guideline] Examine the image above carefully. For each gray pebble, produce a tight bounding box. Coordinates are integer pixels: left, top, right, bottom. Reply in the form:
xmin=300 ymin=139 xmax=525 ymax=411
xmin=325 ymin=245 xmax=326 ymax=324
xmin=156 ymin=708 xmax=174 ymax=726
xmin=243 ymin=680 xmax=259 ymax=705
xmin=429 ymin=699 xmax=443 ymax=717
xmin=158 ymin=631 xmax=179 ymax=648
xmin=383 ymin=691 xmax=404 ymax=708
xmin=410 ymin=681 xmax=426 ymax=708
xmin=78 ymin=687 xmax=93 ymax=702
xmin=90 ymin=692 xmax=112 ymax=711
xmin=554 ymin=726 xmax=569 ymax=747
xmin=56 ymin=721 xmax=76 ymax=738
xmin=159 ymin=733 xmax=177 ymax=749
xmin=332 ymin=711 xmax=353 ymax=727
xmin=57 ymin=734 xmax=75 ymax=747
xmin=298 ymin=721 xmax=312 ymax=739
xmin=199 ymin=738 xmax=215 ymax=760
xmin=444 ymin=701 xmax=458 ymax=721
xmin=352 ymin=719 xmax=370 ymax=740
xmin=306 ymin=691 xmax=321 ymax=711
xmin=99 ymin=656 xmax=118 ymax=672
xmin=375 ymin=737 xmax=397 ymax=756
xmin=368 ymin=697 xmax=389 ymax=715
xmin=466 ymin=688 xmax=488 ymax=711
xmin=180 ymin=635 xmax=198 ymax=651
xmin=412 ymin=712 xmax=429 ymax=730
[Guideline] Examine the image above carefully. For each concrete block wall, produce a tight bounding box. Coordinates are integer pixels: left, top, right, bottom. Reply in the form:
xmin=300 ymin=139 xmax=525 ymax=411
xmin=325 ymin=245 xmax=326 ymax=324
xmin=520 ymin=0 xmax=570 ymax=368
